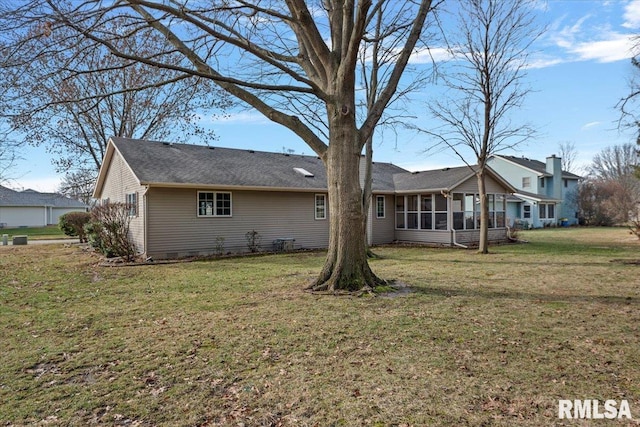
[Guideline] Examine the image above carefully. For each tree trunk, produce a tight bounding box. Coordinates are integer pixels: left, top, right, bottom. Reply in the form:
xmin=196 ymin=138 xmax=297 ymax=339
xmin=306 ymin=121 xmax=385 ymax=293
xmin=477 ymin=170 xmax=489 ymax=254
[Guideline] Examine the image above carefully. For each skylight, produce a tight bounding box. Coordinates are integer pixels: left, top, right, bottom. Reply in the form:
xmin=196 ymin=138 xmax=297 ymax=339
xmin=293 ymin=167 xmax=314 ymax=177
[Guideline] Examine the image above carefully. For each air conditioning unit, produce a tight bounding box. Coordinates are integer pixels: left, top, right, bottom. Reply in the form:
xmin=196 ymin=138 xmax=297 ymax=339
xmin=273 ymin=238 xmax=295 ymax=252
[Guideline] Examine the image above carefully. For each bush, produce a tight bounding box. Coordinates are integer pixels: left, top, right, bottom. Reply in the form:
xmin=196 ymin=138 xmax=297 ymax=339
xmin=58 ymin=211 xmax=91 ymax=242
xmin=84 ymin=203 xmax=136 ymax=261
xmin=245 ymin=230 xmax=262 ymax=253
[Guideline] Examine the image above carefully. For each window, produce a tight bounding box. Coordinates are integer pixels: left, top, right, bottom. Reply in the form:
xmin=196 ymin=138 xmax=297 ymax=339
xmin=315 ymin=194 xmax=327 ymax=220
xmin=407 ymin=195 xmax=418 ymax=229
xmin=420 ymin=194 xmax=432 ymax=229
xmin=126 ymin=193 xmax=137 ymax=217
xmin=395 ymin=196 xmax=405 ymax=229
xmin=523 ymin=204 xmax=531 ymax=219
xmin=453 ymin=193 xmax=464 ymax=230
xmin=538 ymin=203 xmax=555 ymax=220
xmin=540 ymin=177 xmax=545 ymax=188
xmin=434 ymin=193 xmax=448 ymax=230
xmin=495 ymin=194 xmax=506 ymax=227
xmin=198 ymin=192 xmax=232 ymax=217
xmin=376 ymin=195 xmax=385 ymax=218
xmin=464 ymin=194 xmax=476 ymax=229
xmin=564 ymin=179 xmax=568 ymax=188
xmin=522 ymin=177 xmax=531 ymax=188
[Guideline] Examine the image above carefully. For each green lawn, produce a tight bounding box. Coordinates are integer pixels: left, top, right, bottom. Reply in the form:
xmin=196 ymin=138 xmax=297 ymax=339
xmin=0 ymin=225 xmax=68 ymax=240
xmin=0 ymin=227 xmax=639 ymax=426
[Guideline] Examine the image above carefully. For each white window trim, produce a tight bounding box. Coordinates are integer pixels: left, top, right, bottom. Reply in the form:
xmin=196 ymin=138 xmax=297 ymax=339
xmin=376 ymin=195 xmax=385 ymax=219
xmin=197 ymin=191 xmax=233 ymax=217
xmin=126 ymin=192 xmax=138 ymax=217
xmin=315 ymin=194 xmax=327 ymax=220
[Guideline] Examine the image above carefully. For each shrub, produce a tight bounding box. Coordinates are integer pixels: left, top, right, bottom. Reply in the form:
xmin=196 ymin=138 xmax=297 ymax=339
xmin=84 ymin=203 xmax=136 ymax=261
xmin=214 ymin=236 xmax=225 ymax=256
xmin=245 ymin=230 xmax=262 ymax=253
xmin=58 ymin=211 xmax=91 ymax=242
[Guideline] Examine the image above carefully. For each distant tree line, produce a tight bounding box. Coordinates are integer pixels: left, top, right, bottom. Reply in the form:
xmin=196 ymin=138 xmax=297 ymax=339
xmin=572 ymin=143 xmax=640 ymax=227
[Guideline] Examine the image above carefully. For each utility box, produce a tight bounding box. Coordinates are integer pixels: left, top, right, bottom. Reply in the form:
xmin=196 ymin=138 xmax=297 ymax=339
xmin=273 ymin=238 xmax=295 ymax=252
xmin=2 ymin=234 xmax=7 ymax=246
xmin=12 ymin=235 xmax=28 ymax=245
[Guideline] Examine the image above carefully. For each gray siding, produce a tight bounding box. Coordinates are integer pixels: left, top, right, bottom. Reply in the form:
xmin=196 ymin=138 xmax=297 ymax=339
xmin=146 ymin=188 xmax=330 ymax=259
xmin=99 ymin=150 xmax=146 ymax=253
xmin=369 ymin=194 xmax=395 ymax=245
xmin=395 ymin=228 xmax=507 ymax=246
xmin=455 ymin=174 xmax=505 ymax=194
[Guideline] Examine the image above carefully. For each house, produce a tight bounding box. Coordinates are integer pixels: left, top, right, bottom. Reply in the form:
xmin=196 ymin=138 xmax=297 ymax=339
xmin=0 ymin=185 xmax=88 ymax=228
xmin=487 ymin=154 xmax=581 ymax=228
xmin=93 ymin=137 xmax=516 ymax=259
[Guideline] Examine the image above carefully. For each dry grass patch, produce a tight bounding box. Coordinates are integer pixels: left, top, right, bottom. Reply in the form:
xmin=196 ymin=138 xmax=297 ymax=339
xmin=1 ymin=228 xmax=639 ymax=426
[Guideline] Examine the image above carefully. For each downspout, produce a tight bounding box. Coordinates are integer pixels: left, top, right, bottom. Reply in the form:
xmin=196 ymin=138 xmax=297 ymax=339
xmin=451 ymin=228 xmax=469 ymax=249
xmin=142 ymin=186 xmax=149 ymax=260
xmin=444 ymin=190 xmax=468 ymax=249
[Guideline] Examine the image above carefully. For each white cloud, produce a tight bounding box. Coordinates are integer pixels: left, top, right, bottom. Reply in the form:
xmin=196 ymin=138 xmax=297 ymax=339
xmin=623 ymin=0 xmax=640 ymax=28
xmin=410 ymin=47 xmax=451 ymax=64
xmin=581 ymin=121 xmax=601 ymax=130
xmin=568 ymin=33 xmax=634 ymax=62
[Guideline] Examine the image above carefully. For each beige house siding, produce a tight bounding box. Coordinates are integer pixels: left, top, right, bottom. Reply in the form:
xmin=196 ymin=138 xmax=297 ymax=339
xmin=145 ymin=188 xmax=330 ymax=259
xmin=454 ymin=174 xmax=505 ymax=194
xmin=394 ymin=228 xmax=506 ymax=246
xmin=369 ymin=194 xmax=395 ymax=245
xmin=98 ymin=150 xmax=146 ymax=254
xmin=395 ymin=229 xmax=452 ymax=245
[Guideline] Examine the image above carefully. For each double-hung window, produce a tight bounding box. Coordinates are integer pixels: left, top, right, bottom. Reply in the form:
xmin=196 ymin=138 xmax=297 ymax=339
xmin=126 ymin=193 xmax=137 ymax=217
xmin=315 ymin=194 xmax=327 ymax=220
xmin=198 ymin=192 xmax=232 ymax=217
xmin=376 ymin=196 xmax=385 ymax=218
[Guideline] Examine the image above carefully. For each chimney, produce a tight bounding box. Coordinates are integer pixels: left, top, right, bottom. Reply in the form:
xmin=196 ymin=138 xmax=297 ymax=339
xmin=546 ymin=154 xmax=563 ymax=200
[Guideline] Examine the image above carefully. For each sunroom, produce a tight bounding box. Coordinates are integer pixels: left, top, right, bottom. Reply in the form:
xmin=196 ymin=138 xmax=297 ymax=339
xmin=391 ymin=166 xmax=516 ymax=247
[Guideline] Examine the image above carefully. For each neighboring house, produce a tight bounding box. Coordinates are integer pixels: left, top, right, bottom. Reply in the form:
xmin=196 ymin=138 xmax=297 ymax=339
xmin=93 ymin=137 xmax=516 ymax=259
xmin=0 ymin=185 xmax=88 ymax=228
xmin=487 ymin=154 xmax=581 ymax=228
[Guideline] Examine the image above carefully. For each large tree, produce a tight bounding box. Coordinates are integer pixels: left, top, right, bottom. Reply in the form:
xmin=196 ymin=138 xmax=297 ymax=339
xmin=428 ymin=0 xmax=540 ymax=253
xmin=588 ymin=143 xmax=640 ymax=223
xmin=0 ymin=17 xmax=229 ymax=198
xmin=1 ymin=1 xmax=436 ymax=292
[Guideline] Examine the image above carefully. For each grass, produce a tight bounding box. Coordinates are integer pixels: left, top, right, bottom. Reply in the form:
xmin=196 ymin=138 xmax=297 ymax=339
xmin=0 ymin=225 xmax=68 ymax=240
xmin=1 ymin=227 xmax=639 ymax=426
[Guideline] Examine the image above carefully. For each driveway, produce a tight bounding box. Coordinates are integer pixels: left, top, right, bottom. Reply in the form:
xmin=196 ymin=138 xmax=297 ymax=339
xmin=0 ymin=238 xmax=77 ymax=246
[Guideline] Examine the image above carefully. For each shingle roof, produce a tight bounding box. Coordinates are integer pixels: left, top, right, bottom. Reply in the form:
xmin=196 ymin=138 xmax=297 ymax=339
xmin=0 ymin=185 xmax=87 ymax=208
xmin=392 ymin=165 xmax=516 ymax=194
xmin=393 ymin=165 xmax=477 ymax=192
xmin=108 ymin=137 xmax=408 ymax=192
xmin=496 ymin=155 xmax=581 ymax=179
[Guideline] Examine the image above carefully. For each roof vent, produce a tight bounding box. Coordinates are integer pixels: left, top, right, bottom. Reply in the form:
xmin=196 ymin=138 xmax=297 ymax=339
xmin=248 ymin=150 xmax=255 ymax=153
xmin=293 ymin=167 xmax=314 ymax=177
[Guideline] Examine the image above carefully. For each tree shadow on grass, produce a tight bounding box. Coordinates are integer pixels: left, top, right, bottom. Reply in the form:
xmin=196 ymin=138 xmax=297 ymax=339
xmin=409 ymin=284 xmax=639 ymax=306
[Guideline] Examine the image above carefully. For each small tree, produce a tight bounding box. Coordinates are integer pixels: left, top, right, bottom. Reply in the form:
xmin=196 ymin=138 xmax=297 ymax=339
xmin=58 ymin=211 xmax=91 ymax=243
xmin=85 ymin=203 xmax=136 ymax=261
xmin=428 ymin=0 xmax=541 ymax=253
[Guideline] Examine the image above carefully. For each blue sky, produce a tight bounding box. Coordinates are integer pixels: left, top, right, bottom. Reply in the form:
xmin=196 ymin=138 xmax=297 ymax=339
xmin=8 ymin=0 xmax=640 ymax=192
